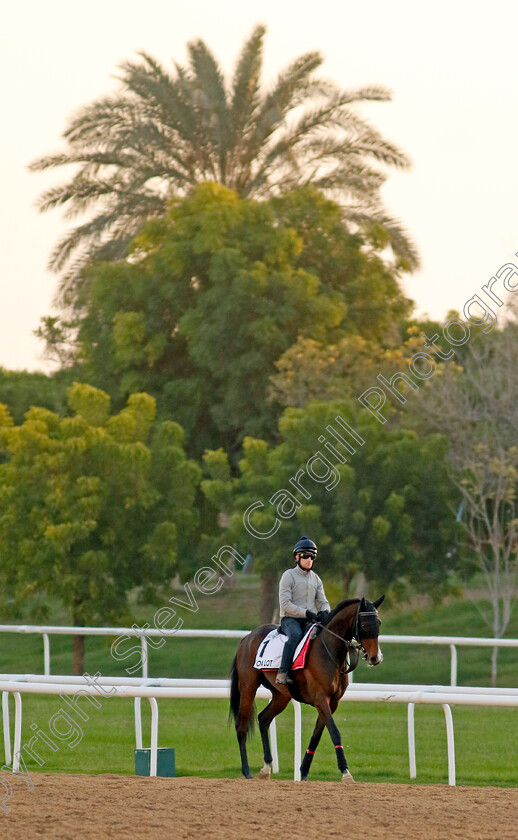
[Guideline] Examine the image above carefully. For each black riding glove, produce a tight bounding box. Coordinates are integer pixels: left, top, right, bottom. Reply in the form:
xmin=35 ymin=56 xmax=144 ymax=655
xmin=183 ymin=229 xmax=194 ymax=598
xmin=305 ymin=610 xmax=318 ymax=622
xmin=316 ymin=610 xmax=330 ymax=623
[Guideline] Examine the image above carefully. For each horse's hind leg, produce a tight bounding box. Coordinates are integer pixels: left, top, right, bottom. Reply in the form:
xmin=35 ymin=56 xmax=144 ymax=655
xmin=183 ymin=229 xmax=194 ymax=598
xmin=257 ymin=690 xmax=290 ymax=778
xmin=300 ymin=713 xmax=326 ymax=780
xmin=235 ymin=683 xmax=258 ymax=779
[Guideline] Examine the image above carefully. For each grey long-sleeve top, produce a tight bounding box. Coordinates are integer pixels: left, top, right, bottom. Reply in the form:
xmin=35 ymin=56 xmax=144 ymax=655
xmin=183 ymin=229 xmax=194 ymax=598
xmin=279 ymin=565 xmax=331 ymax=618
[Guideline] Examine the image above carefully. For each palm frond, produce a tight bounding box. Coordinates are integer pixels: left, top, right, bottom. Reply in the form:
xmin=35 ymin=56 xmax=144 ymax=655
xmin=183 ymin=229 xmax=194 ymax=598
xmin=231 ymin=24 xmax=265 ymax=131
xmin=347 ymin=208 xmax=421 ymax=269
xmin=31 ymin=26 xmax=419 ymax=280
xmin=186 ymin=37 xmax=231 ymax=179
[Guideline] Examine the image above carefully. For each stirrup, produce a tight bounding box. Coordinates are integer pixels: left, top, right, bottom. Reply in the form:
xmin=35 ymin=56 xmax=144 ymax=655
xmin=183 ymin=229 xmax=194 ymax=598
xmin=275 ymin=672 xmax=292 ymax=685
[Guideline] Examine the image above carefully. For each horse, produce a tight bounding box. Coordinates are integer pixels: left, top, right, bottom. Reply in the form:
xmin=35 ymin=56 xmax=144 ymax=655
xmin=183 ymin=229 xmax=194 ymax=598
xmin=229 ymin=595 xmax=384 ymax=782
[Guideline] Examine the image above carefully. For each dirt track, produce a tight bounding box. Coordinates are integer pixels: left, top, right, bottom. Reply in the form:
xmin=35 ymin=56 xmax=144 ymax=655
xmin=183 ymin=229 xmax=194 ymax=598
xmin=2 ymin=774 xmax=517 ymax=839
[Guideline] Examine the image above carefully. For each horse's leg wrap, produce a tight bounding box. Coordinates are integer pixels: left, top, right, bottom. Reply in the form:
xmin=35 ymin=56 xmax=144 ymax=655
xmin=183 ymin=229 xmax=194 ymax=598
xmin=300 ymin=749 xmax=315 ymax=780
xmin=325 ymin=713 xmax=349 ymax=775
xmin=300 ymin=715 xmax=326 ymax=780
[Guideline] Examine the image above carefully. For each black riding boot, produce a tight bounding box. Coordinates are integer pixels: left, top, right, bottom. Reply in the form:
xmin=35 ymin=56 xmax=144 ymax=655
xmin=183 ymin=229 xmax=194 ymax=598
xmin=276 ymin=636 xmax=301 ymax=684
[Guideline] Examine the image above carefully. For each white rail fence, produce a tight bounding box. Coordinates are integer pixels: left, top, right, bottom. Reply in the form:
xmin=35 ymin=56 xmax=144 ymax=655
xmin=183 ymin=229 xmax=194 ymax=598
xmin=1 ymin=624 xmax=518 ymax=684
xmin=1 ymin=675 xmax=518 ymax=785
xmin=1 ymin=625 xmax=517 ymax=785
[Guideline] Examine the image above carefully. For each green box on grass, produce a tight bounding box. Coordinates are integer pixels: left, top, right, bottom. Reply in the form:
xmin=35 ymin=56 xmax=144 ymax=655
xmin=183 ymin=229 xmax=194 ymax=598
xmin=134 ymin=748 xmax=175 ymax=777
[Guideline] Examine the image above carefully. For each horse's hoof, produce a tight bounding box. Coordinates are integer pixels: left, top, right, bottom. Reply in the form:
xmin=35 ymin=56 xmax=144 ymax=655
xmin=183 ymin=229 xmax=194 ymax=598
xmin=341 ymin=771 xmax=355 ymax=784
xmin=257 ymin=765 xmax=271 ymax=779
xmin=300 ymin=775 xmax=308 ymax=781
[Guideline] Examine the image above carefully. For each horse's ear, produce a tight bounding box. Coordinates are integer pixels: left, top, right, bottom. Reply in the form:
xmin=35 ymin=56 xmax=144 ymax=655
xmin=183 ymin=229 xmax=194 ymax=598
xmin=373 ymin=595 xmax=385 ymax=609
xmin=360 ymin=597 xmax=367 ymax=609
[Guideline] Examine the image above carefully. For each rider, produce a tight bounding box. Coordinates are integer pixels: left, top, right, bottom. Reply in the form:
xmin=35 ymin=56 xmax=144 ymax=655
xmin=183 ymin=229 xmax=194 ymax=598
xmin=276 ymin=536 xmax=330 ymax=685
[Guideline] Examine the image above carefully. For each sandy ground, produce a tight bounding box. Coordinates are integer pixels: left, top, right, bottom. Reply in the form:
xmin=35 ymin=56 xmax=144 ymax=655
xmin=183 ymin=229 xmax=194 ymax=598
xmin=2 ymin=773 xmax=517 ymax=840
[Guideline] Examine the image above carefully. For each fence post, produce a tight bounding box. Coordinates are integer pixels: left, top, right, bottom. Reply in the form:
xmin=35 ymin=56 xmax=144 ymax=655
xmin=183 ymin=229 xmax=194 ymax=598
xmin=43 ymin=634 xmax=50 ymax=676
xmin=148 ymin=697 xmax=158 ymax=776
xmin=141 ymin=637 xmax=148 ymax=679
xmin=442 ymin=704 xmax=456 ymax=786
xmin=2 ymin=692 xmax=11 ymax=766
xmin=449 ymin=644 xmax=457 ymax=686
xmin=407 ymin=703 xmax=416 ymax=778
xmin=134 ymin=697 xmax=142 ymax=749
xmin=292 ymin=700 xmax=301 ymax=781
xmin=270 ymin=717 xmax=279 ymax=773
xmin=12 ymin=692 xmax=22 ymax=772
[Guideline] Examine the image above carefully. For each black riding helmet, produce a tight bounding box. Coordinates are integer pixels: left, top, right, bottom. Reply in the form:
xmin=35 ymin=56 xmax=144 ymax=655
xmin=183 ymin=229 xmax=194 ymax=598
xmin=293 ymin=536 xmax=317 ymax=560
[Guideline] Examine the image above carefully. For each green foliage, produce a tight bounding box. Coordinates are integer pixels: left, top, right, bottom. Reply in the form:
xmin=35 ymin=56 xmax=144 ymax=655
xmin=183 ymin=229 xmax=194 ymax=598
xmin=271 ymin=188 xmax=412 ymax=334
xmin=201 ymin=400 xmax=458 ymax=594
xmin=60 ymin=184 xmax=413 ymax=458
xmin=0 ymin=367 xmax=72 ymax=425
xmin=399 ymin=319 xmax=518 ymax=649
xmin=0 ymin=384 xmax=201 ymax=626
xmin=30 ymin=25 xmax=417 ymax=298
xmin=269 ymin=326 xmax=442 ymax=411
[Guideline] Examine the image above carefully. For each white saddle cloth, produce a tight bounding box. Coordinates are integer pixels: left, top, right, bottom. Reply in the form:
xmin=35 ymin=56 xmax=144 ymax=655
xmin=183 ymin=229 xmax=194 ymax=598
xmin=253 ymin=625 xmax=314 ymax=670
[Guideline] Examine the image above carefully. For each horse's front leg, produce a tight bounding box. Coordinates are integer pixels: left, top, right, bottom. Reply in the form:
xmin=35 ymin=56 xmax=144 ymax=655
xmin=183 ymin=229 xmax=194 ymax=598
xmin=300 ymin=713 xmax=326 ymax=780
xmin=315 ymin=696 xmax=354 ymax=783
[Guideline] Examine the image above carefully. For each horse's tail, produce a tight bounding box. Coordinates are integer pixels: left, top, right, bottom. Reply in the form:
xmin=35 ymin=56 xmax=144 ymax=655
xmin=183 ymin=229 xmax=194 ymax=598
xmin=229 ymin=653 xmax=255 ymax=738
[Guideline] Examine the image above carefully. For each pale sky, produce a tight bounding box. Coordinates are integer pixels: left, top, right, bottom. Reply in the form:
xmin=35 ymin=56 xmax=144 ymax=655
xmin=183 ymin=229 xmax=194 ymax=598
xmin=2 ymin=0 xmax=518 ymax=371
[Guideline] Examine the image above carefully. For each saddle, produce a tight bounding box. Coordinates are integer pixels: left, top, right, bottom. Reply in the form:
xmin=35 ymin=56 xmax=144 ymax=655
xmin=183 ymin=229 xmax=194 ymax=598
xmin=253 ymin=624 xmax=317 ymax=671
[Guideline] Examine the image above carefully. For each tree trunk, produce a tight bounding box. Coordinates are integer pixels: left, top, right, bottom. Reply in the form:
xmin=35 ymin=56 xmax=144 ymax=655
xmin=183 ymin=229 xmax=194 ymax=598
xmin=353 ymin=572 xmax=368 ymax=599
xmin=341 ymin=568 xmax=354 ymax=598
xmin=491 ymin=644 xmax=499 ymax=688
xmin=260 ymin=570 xmax=277 ymax=625
xmin=491 ymin=595 xmax=501 ymax=688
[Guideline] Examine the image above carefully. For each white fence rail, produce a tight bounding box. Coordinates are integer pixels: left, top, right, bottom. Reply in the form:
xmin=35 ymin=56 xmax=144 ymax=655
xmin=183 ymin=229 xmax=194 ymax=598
xmin=0 ymin=677 xmax=297 ymax=779
xmin=1 ymin=674 xmax=517 ymax=785
xmin=1 ymin=624 xmax=518 ymax=684
xmin=1 ymin=624 xmax=517 ymax=785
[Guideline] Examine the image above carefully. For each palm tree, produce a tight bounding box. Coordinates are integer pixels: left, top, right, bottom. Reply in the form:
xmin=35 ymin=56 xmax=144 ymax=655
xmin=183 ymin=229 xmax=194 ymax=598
xmin=30 ymin=24 xmax=418 ymax=302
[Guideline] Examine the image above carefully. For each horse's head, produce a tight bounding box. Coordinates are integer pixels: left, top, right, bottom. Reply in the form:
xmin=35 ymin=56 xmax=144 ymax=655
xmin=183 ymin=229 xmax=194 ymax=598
xmin=355 ymin=595 xmax=384 ymax=666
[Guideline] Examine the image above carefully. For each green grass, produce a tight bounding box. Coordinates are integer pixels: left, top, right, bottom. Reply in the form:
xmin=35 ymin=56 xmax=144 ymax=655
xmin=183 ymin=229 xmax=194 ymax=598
xmin=1 ymin=577 xmax=517 ymax=686
xmin=4 ymin=696 xmax=517 ymax=787
xmin=1 ymin=575 xmax=517 ymax=786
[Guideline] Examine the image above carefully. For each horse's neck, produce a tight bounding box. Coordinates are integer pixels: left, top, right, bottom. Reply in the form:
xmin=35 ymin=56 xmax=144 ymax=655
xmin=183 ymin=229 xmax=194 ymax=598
xmin=326 ymin=604 xmax=358 ymax=642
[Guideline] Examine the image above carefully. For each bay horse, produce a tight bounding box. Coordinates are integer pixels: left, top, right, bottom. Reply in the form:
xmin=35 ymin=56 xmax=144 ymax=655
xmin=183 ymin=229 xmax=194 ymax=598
xmin=229 ymin=595 xmax=384 ymax=782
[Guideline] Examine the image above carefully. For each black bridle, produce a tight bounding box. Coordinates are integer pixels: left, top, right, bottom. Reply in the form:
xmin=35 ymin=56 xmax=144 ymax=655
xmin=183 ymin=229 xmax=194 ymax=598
xmin=318 ymin=603 xmax=381 ymax=676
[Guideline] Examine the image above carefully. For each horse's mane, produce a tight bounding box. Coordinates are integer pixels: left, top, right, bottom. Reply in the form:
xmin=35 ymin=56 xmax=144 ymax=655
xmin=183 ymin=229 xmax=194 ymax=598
xmin=325 ymin=598 xmax=360 ymax=624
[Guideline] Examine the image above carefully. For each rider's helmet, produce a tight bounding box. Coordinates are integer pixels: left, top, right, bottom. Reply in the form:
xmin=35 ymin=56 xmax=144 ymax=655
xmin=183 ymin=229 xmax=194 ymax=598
xmin=293 ymin=536 xmax=317 ymax=559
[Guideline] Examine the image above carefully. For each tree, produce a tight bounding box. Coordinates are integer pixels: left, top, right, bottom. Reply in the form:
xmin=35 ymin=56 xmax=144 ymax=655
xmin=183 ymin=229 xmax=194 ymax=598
xmin=0 ymin=383 xmax=201 ymax=673
xmin=201 ymin=400 xmax=457 ymax=622
xmin=30 ymin=24 xmax=418 ymax=300
xmin=269 ymin=331 xmax=420 ymax=410
xmin=0 ymin=367 xmax=73 ymax=426
xmin=403 ymin=321 xmax=518 ymax=684
xmin=268 ymin=316 xmax=454 ymax=414
xmin=51 ymin=184 xmax=412 ymax=458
